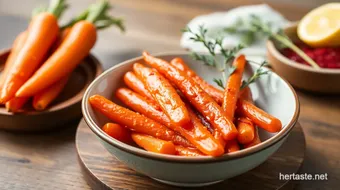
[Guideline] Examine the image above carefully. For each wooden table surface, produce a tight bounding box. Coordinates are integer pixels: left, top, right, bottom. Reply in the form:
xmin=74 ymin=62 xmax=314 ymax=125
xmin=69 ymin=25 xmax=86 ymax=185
xmin=0 ymin=0 xmax=339 ymax=189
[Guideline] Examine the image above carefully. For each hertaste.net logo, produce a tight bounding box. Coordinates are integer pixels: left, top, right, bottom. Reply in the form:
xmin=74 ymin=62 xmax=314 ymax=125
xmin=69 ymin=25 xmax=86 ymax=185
xmin=279 ymin=173 xmax=328 ymax=181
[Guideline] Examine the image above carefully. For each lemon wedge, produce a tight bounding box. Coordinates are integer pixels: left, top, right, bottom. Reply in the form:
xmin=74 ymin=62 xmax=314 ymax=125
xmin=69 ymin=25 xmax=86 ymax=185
xmin=298 ymin=3 xmax=340 ymax=47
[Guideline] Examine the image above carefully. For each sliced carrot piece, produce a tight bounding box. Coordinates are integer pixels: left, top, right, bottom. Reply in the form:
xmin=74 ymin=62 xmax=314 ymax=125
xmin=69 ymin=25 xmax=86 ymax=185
xmin=225 ymin=140 xmax=240 ymax=153
xmin=175 ymin=146 xmax=205 ymax=156
xmin=102 ymin=123 xmax=132 ymax=144
xmin=132 ymin=133 xmax=176 ymax=155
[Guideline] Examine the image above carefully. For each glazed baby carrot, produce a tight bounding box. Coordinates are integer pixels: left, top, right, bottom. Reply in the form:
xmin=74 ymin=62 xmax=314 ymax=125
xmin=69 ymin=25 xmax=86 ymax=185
xmin=143 ymin=52 xmax=238 ymax=141
xmin=0 ymin=13 xmax=59 ymax=103
xmin=123 ymin=71 xmax=154 ymax=101
xmin=132 ymin=133 xmax=176 ymax=155
xmin=170 ymin=57 xmax=224 ymax=104
xmin=5 ymin=97 xmax=30 ymax=112
xmin=89 ymin=95 xmax=190 ymax=147
xmin=175 ymin=146 xmax=205 ymax=156
xmin=237 ymin=99 xmax=282 ymax=133
xmin=102 ymin=123 xmax=132 ymax=144
xmin=32 ymin=75 xmax=70 ymax=111
xmin=236 ymin=117 xmax=255 ymax=144
xmin=239 ymin=86 xmax=252 ymax=102
xmin=213 ymin=131 xmax=226 ymax=147
xmin=116 ymin=87 xmax=224 ymax=156
xmin=222 ymin=55 xmax=246 ymax=119
xmin=244 ymin=127 xmax=262 ymax=148
xmin=225 ymin=140 xmax=240 ymax=153
xmin=133 ymin=63 xmax=190 ymax=127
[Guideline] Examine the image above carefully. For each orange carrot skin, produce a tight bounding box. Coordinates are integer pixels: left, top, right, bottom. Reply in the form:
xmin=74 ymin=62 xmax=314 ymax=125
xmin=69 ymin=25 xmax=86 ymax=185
xmin=0 ymin=13 xmax=59 ymax=103
xmin=123 ymin=71 xmax=154 ymax=101
xmin=223 ymin=55 xmax=246 ymax=119
xmin=239 ymin=86 xmax=252 ymax=102
xmin=213 ymin=130 xmax=226 ymax=147
xmin=102 ymin=123 xmax=132 ymax=144
xmin=5 ymin=97 xmax=30 ymax=112
xmin=236 ymin=117 xmax=255 ymax=144
xmin=132 ymin=133 xmax=176 ymax=155
xmin=226 ymin=140 xmax=240 ymax=153
xmin=89 ymin=95 xmax=189 ymax=147
xmin=16 ymin=20 xmax=97 ymax=98
xmin=175 ymin=146 xmax=205 ymax=156
xmin=237 ymin=99 xmax=282 ymax=133
xmin=133 ymin=63 xmax=190 ymax=127
xmin=143 ymin=52 xmax=238 ymax=141
xmin=244 ymin=126 xmax=261 ymax=148
xmin=32 ymin=75 xmax=70 ymax=111
xmin=170 ymin=57 xmax=224 ymax=104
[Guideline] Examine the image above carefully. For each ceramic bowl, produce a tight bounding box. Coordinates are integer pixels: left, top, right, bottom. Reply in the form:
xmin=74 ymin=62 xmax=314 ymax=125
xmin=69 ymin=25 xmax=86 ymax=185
xmin=82 ymin=52 xmax=299 ymax=187
xmin=267 ymin=23 xmax=340 ymax=94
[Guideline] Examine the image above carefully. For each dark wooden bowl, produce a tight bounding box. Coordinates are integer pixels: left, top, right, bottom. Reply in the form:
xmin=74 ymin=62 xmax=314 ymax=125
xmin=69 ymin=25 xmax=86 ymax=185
xmin=0 ymin=49 xmax=103 ymax=132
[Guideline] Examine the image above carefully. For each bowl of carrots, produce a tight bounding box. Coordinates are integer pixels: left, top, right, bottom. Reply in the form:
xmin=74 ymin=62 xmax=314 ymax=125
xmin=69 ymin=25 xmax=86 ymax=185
xmin=0 ymin=0 xmax=124 ymax=131
xmin=82 ymin=52 xmax=299 ymax=187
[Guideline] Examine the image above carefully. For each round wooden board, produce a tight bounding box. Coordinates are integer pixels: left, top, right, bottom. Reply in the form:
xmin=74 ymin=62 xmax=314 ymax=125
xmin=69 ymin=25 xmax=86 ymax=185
xmin=76 ymin=119 xmax=306 ymax=190
xmin=0 ymin=49 xmax=103 ymax=132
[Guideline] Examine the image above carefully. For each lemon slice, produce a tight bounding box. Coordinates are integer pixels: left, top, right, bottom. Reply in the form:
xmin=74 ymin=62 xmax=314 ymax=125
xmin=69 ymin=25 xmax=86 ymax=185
xmin=298 ymin=3 xmax=340 ymax=47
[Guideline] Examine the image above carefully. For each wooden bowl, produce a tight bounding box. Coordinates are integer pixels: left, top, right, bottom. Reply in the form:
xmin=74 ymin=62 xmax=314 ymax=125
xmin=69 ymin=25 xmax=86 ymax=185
xmin=267 ymin=23 xmax=340 ymax=94
xmin=0 ymin=49 xmax=103 ymax=132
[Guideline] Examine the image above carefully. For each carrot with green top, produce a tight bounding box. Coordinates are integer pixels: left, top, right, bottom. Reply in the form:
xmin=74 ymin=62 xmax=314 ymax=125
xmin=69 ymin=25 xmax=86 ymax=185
xmin=89 ymin=95 xmax=190 ymax=147
xmin=123 ymin=71 xmax=154 ymax=101
xmin=132 ymin=133 xmax=176 ymax=155
xmin=175 ymin=146 xmax=205 ymax=156
xmin=133 ymin=63 xmax=190 ymax=127
xmin=143 ymin=52 xmax=238 ymax=141
xmin=102 ymin=123 xmax=132 ymax=144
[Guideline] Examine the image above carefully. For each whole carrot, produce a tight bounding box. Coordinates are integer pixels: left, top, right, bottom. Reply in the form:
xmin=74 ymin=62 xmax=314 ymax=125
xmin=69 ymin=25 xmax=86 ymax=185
xmin=5 ymin=97 xmax=30 ymax=112
xmin=102 ymin=123 xmax=132 ymax=144
xmin=225 ymin=140 xmax=240 ymax=153
xmin=123 ymin=71 xmax=154 ymax=101
xmin=244 ymin=126 xmax=262 ymax=148
xmin=143 ymin=52 xmax=238 ymax=141
xmin=89 ymin=95 xmax=190 ymax=147
xmin=222 ymin=55 xmax=246 ymax=119
xmin=237 ymin=99 xmax=282 ymax=133
xmin=170 ymin=57 xmax=224 ymax=104
xmin=236 ymin=117 xmax=255 ymax=144
xmin=133 ymin=63 xmax=190 ymax=127
xmin=0 ymin=13 xmax=59 ymax=103
xmin=175 ymin=146 xmax=205 ymax=157
xmin=132 ymin=133 xmax=176 ymax=155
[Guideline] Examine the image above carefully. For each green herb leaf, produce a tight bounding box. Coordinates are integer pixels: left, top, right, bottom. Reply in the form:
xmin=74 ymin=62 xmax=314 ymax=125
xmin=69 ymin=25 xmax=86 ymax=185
xmin=241 ymin=61 xmax=270 ymax=89
xmin=190 ymin=52 xmax=216 ymax=67
xmin=213 ymin=78 xmax=224 ymax=89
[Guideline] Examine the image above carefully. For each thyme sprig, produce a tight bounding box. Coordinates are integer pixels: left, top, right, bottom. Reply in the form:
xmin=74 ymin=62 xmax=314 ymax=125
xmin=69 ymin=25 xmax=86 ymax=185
xmin=241 ymin=61 xmax=269 ymax=89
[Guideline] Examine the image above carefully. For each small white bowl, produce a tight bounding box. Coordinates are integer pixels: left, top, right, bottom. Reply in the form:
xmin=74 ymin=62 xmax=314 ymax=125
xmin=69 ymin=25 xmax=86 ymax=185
xmin=82 ymin=52 xmax=299 ymax=187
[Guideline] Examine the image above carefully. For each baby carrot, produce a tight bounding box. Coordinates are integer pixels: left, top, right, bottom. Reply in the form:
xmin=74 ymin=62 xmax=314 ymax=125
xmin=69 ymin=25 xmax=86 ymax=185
xmin=123 ymin=71 xmax=154 ymax=101
xmin=0 ymin=13 xmax=59 ymax=103
xmin=225 ymin=140 xmax=240 ymax=153
xmin=5 ymin=97 xmax=30 ymax=113
xmin=239 ymin=86 xmax=252 ymax=102
xmin=89 ymin=95 xmax=190 ymax=147
xmin=237 ymin=99 xmax=282 ymax=133
xmin=213 ymin=131 xmax=226 ymax=147
xmin=170 ymin=57 xmax=224 ymax=104
xmin=16 ymin=20 xmax=97 ymax=97
xmin=236 ymin=117 xmax=255 ymax=144
xmin=133 ymin=63 xmax=190 ymax=127
xmin=132 ymin=133 xmax=176 ymax=155
xmin=143 ymin=52 xmax=238 ymax=141
xmin=222 ymin=55 xmax=246 ymax=119
xmin=102 ymin=123 xmax=132 ymax=144
xmin=244 ymin=126 xmax=262 ymax=148
xmin=32 ymin=75 xmax=70 ymax=111
xmin=175 ymin=146 xmax=205 ymax=156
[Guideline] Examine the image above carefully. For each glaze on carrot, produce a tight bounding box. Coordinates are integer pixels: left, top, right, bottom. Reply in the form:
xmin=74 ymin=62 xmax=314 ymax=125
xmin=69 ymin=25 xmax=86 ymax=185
xmin=239 ymin=86 xmax=252 ymax=102
xmin=0 ymin=13 xmax=59 ymax=103
xmin=222 ymin=55 xmax=246 ymax=119
xmin=225 ymin=140 xmax=240 ymax=153
xmin=16 ymin=20 xmax=97 ymax=98
xmin=243 ymin=126 xmax=262 ymax=148
xmin=237 ymin=99 xmax=282 ymax=133
xmin=236 ymin=117 xmax=255 ymax=144
xmin=102 ymin=123 xmax=132 ymax=144
xmin=133 ymin=63 xmax=190 ymax=127
xmin=5 ymin=97 xmax=30 ymax=112
xmin=132 ymin=133 xmax=176 ymax=155
xmin=123 ymin=71 xmax=154 ymax=101
xmin=143 ymin=52 xmax=238 ymax=141
xmin=175 ymin=146 xmax=205 ymax=156
xmin=89 ymin=95 xmax=190 ymax=147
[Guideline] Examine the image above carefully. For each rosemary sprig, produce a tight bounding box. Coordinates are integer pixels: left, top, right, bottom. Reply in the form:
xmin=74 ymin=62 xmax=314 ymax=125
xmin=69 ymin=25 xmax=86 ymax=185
xmin=241 ymin=61 xmax=269 ymax=89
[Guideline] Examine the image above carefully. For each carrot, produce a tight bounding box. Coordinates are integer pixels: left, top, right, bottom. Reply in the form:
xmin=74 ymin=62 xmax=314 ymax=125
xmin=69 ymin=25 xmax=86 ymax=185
xmin=116 ymin=87 xmax=224 ymax=156
xmin=102 ymin=123 xmax=132 ymax=144
xmin=222 ymin=55 xmax=246 ymax=119
xmin=132 ymin=133 xmax=176 ymax=155
xmin=123 ymin=71 xmax=154 ymax=101
xmin=175 ymin=146 xmax=205 ymax=156
xmin=32 ymin=75 xmax=70 ymax=111
xmin=16 ymin=20 xmax=97 ymax=98
xmin=239 ymin=86 xmax=252 ymax=102
xmin=0 ymin=13 xmax=59 ymax=103
xmin=244 ymin=126 xmax=261 ymax=148
xmin=89 ymin=95 xmax=190 ymax=147
xmin=170 ymin=57 xmax=224 ymax=104
xmin=237 ymin=99 xmax=282 ymax=133
xmin=143 ymin=52 xmax=238 ymax=141
xmin=225 ymin=140 xmax=240 ymax=153
xmin=133 ymin=63 xmax=190 ymax=127
xmin=213 ymin=131 xmax=226 ymax=147
xmin=236 ymin=117 xmax=255 ymax=144
xmin=5 ymin=97 xmax=30 ymax=112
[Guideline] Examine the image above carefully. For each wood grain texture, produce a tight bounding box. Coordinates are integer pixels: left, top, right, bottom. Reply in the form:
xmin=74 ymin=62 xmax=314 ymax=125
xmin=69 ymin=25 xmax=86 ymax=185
xmin=76 ymin=119 xmax=305 ymax=190
xmin=0 ymin=0 xmax=339 ymax=189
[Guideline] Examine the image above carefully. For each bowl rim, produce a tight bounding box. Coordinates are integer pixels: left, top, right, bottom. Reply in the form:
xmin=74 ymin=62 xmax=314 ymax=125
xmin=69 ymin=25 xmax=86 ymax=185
xmin=267 ymin=23 xmax=340 ymax=74
xmin=82 ymin=51 xmax=300 ymax=163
